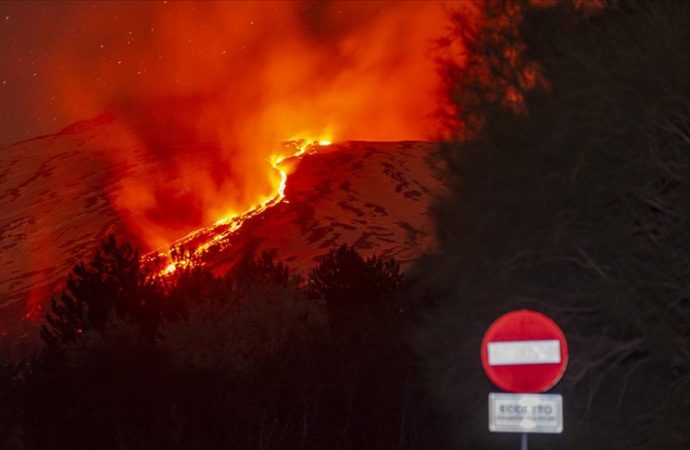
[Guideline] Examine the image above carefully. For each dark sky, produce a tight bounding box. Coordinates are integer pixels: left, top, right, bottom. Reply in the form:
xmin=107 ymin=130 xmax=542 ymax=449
xmin=0 ymin=2 xmax=64 ymax=144
xmin=0 ymin=2 xmax=157 ymax=145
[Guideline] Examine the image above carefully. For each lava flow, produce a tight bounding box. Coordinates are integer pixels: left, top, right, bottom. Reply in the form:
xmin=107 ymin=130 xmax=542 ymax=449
xmin=146 ymin=139 xmax=330 ymax=275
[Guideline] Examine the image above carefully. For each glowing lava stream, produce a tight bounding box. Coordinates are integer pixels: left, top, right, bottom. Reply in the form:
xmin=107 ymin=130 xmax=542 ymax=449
xmin=144 ymin=139 xmax=331 ymax=275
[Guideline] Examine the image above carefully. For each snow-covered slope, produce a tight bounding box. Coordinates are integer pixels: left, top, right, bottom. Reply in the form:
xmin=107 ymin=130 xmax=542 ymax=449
xmin=202 ymin=141 xmax=446 ymax=275
xmin=0 ymin=120 xmax=444 ymax=326
xmin=0 ymin=120 xmax=121 ymax=315
xmin=0 ymin=116 xmax=222 ymax=317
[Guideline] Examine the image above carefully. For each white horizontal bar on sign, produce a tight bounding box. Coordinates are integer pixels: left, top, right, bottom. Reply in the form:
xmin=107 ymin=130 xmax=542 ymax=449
xmin=488 ymin=339 xmax=561 ymax=366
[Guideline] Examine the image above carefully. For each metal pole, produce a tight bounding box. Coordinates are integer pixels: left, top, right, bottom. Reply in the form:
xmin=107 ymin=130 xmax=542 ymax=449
xmin=520 ymin=433 xmax=528 ymax=450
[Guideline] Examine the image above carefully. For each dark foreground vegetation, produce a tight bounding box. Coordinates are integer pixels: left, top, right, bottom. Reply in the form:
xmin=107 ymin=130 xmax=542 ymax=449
xmin=0 ymin=238 xmax=443 ymax=450
xmin=1 ymin=1 xmax=689 ymax=449
xmin=416 ymin=0 xmax=690 ymax=449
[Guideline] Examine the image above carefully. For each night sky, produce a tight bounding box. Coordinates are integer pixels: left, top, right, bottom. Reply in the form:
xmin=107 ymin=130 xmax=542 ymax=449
xmin=0 ymin=2 xmax=156 ymax=145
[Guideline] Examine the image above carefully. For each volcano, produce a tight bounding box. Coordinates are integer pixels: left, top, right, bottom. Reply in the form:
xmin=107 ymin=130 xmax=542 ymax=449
xmin=0 ymin=117 xmax=445 ymax=330
xmin=192 ymin=140 xmax=446 ymax=276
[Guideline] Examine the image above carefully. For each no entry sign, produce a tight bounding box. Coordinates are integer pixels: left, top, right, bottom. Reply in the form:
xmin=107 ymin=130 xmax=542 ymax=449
xmin=481 ymin=310 xmax=568 ymax=393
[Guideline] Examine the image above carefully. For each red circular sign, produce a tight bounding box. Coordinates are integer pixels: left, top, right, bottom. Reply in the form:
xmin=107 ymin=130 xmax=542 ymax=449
xmin=480 ymin=309 xmax=568 ymax=393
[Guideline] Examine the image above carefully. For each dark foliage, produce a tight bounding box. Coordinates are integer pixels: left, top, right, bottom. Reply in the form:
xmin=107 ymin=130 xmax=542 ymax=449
xmin=306 ymin=244 xmax=405 ymax=325
xmin=161 ymin=248 xmax=224 ymax=321
xmin=437 ymin=0 xmax=537 ymax=138
xmin=416 ymin=1 xmax=690 ymax=449
xmin=41 ymin=235 xmax=163 ymax=344
xmin=227 ymin=250 xmax=294 ymax=293
xmin=21 ymin=240 xmax=444 ymax=449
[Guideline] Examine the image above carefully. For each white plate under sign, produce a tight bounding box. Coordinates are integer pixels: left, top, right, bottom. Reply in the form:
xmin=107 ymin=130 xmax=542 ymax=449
xmin=489 ymin=393 xmax=563 ymax=434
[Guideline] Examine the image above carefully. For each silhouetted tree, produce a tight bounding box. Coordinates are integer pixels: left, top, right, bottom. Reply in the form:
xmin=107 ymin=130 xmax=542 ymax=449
xmin=227 ymin=251 xmax=294 ymax=293
xmin=301 ymin=246 xmax=434 ymax=448
xmin=160 ymin=247 xmax=224 ymax=322
xmin=436 ymin=0 xmax=538 ymax=138
xmin=306 ymin=245 xmax=405 ymax=325
xmin=41 ymin=235 xmax=162 ymax=344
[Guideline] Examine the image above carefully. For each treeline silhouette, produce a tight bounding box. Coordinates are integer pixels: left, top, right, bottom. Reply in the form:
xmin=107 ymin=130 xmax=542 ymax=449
xmin=0 ymin=237 xmax=444 ymax=450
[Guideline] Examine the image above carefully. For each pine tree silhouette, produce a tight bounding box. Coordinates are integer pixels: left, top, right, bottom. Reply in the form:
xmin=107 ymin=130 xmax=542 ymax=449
xmin=307 ymin=245 xmax=404 ymax=324
xmin=41 ymin=235 xmax=161 ymax=344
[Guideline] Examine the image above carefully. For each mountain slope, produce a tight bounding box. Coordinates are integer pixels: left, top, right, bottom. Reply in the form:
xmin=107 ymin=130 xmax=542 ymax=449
xmin=202 ymin=141 xmax=446 ymax=275
xmin=0 ymin=121 xmax=444 ymax=325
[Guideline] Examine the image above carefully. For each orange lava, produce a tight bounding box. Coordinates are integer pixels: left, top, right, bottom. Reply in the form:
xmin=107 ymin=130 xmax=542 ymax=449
xmin=147 ymin=138 xmax=328 ymax=275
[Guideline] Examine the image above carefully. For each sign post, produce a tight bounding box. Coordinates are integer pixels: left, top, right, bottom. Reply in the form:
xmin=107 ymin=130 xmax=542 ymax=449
xmin=481 ymin=310 xmax=568 ymax=449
